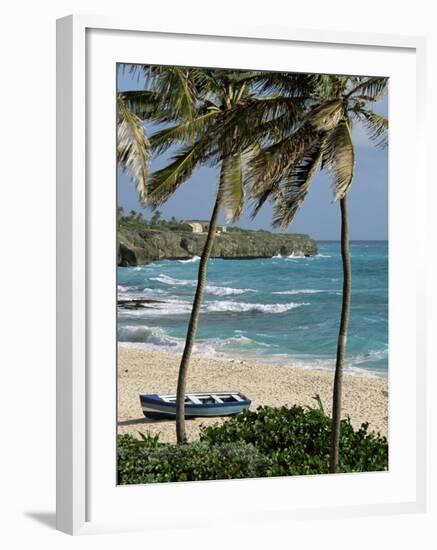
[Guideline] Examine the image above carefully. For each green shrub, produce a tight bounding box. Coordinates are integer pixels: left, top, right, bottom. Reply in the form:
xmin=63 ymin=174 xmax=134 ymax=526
xmin=117 ymin=405 xmax=388 ymax=484
xmin=200 ymin=406 xmax=388 ymax=475
xmin=117 ymin=438 xmax=270 ymax=485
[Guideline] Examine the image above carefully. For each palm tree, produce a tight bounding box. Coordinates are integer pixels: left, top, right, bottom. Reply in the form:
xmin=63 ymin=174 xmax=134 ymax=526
xmin=249 ymin=75 xmax=388 ymax=472
xmin=146 ymin=68 xmax=264 ymax=443
xmin=125 ymin=67 xmax=310 ymax=443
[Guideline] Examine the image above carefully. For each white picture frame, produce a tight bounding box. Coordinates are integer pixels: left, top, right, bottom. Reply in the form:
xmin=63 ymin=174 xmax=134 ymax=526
xmin=56 ymin=14 xmax=427 ymax=535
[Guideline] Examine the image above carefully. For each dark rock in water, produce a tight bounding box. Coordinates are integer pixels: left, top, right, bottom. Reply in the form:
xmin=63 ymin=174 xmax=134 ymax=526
xmin=118 ymin=298 xmax=165 ymax=309
xmin=117 ymin=227 xmax=318 ymax=267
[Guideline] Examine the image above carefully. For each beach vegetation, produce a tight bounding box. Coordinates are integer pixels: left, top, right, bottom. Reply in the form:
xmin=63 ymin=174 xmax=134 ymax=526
xmin=117 ymin=406 xmax=388 ymax=484
xmin=117 ymin=436 xmax=269 ymax=484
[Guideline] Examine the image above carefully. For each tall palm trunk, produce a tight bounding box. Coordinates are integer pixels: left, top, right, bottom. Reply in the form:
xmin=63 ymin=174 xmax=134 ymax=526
xmin=175 ymin=163 xmax=227 ymax=443
xmin=329 ymin=196 xmax=352 ymax=473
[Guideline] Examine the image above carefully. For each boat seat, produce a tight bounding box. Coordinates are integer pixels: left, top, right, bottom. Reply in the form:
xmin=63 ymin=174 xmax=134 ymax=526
xmin=231 ymin=394 xmax=243 ymax=402
xmin=211 ymin=394 xmax=223 ymax=403
xmin=188 ymin=395 xmax=202 ymax=404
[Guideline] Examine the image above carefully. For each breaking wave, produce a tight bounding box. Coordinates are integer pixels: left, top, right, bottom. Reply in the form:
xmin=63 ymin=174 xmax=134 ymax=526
xmin=118 ymin=325 xmax=386 ymax=376
xmin=149 ymin=274 xmax=256 ymax=297
xmin=118 ymin=325 xmax=181 ymax=347
xmin=150 ymin=274 xmax=196 ymax=286
xmin=118 ymin=325 xmax=267 ymax=356
xmin=272 ymin=289 xmax=324 ymax=295
xmin=119 ymin=299 xmax=192 ymax=316
xmin=206 ymin=285 xmax=256 ymax=296
xmin=142 ymin=287 xmax=167 ymax=295
xmin=177 ymin=256 xmax=200 ymax=264
xmin=203 ymin=300 xmax=307 ymax=314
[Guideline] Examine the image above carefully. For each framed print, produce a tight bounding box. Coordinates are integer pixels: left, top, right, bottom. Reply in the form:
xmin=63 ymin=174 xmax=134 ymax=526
xmin=56 ymin=14 xmax=427 ymax=535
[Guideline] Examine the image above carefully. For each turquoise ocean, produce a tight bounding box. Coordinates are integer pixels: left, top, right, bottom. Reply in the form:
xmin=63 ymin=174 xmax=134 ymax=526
xmin=117 ymin=241 xmax=388 ymax=376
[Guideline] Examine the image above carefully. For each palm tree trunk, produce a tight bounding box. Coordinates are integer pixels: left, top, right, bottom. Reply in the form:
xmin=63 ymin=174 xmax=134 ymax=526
xmin=175 ymin=165 xmax=226 ymax=444
xmin=329 ymin=196 xmax=352 ymax=473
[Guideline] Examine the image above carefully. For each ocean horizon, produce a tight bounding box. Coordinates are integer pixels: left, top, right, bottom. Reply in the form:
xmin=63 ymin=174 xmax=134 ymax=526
xmin=117 ymin=240 xmax=388 ymax=377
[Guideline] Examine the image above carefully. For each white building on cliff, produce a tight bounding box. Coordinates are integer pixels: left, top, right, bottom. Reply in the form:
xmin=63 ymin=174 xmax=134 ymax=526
xmin=184 ymin=220 xmax=227 ymax=234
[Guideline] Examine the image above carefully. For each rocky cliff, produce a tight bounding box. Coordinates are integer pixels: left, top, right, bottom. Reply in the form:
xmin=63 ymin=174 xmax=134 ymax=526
xmin=118 ymin=225 xmax=318 ymax=266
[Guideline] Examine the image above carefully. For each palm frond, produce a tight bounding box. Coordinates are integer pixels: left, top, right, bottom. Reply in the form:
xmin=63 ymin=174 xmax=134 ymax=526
xmin=304 ymin=99 xmax=344 ymax=131
xmin=142 ymin=66 xmax=199 ymax=120
xmin=240 ymin=95 xmax=304 ymax=125
xmin=356 ymin=109 xmax=388 ymax=148
xmin=117 ymin=96 xmax=150 ymax=205
xmin=251 ymin=72 xmax=316 ymax=98
xmin=272 ymin=146 xmax=322 ymax=228
xmin=148 ymin=137 xmax=216 ymax=206
xmin=322 ymin=120 xmax=355 ymax=200
xmin=219 ymin=154 xmax=245 ymax=222
xmin=118 ymin=90 xmax=166 ymax=121
xmin=249 ymin=183 xmax=279 ymax=219
xmin=248 ymin=122 xmax=319 ymax=196
xmin=313 ymin=74 xmax=338 ymax=98
xmin=346 ymin=77 xmax=388 ymax=101
xmin=150 ymin=109 xmax=220 ymax=155
xmin=211 ymin=95 xmax=304 ymax=157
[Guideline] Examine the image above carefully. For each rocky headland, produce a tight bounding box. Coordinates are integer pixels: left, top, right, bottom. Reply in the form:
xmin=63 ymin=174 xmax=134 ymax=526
xmin=118 ymin=225 xmax=318 ymax=266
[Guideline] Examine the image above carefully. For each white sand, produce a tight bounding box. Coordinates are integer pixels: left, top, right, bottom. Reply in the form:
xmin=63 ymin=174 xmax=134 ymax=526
xmin=117 ymin=346 xmax=388 ymax=443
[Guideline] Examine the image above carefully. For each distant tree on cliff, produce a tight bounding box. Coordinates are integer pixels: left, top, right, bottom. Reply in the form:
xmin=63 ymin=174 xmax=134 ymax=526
xmin=150 ymin=210 xmax=162 ymax=226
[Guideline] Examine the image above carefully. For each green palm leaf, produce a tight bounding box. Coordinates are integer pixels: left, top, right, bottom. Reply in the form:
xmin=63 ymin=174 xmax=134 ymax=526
xmin=148 ymin=137 xmax=215 ymax=206
xmin=251 ymin=72 xmax=316 ymax=98
xmin=357 ymin=109 xmax=388 ymax=148
xmin=119 ymin=90 xmax=165 ymax=121
xmin=148 ymin=66 xmax=198 ymax=120
xmin=150 ymin=109 xmax=220 ymax=154
xmin=346 ymin=77 xmax=388 ymax=101
xmin=219 ymin=154 xmax=244 ymax=222
xmin=272 ymin=146 xmax=322 ymax=227
xmin=322 ymin=119 xmax=355 ymax=200
xmin=304 ymin=99 xmax=344 ymax=131
xmin=248 ymin=122 xmax=319 ymax=197
xmin=117 ymin=95 xmax=150 ymax=205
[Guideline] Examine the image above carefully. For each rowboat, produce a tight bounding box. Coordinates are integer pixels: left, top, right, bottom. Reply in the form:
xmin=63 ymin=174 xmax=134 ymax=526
xmin=139 ymin=391 xmax=251 ymax=420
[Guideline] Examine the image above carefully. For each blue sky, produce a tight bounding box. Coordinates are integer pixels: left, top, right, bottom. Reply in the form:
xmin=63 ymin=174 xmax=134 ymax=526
xmin=117 ymin=67 xmax=388 ymax=240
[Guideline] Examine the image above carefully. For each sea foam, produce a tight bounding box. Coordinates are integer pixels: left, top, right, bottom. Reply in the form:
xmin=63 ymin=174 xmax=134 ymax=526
xmin=177 ymin=256 xmax=200 ymax=264
xmin=203 ymin=300 xmax=307 ymax=314
xmin=272 ymin=289 xmax=324 ymax=295
xmin=150 ymin=274 xmax=196 ymax=286
xmin=118 ymin=325 xmax=265 ymax=356
xmin=205 ymin=285 xmax=256 ymax=296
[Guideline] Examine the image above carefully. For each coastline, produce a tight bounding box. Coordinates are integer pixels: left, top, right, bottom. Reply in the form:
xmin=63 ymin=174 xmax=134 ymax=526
xmin=117 ymin=345 xmax=388 ymax=443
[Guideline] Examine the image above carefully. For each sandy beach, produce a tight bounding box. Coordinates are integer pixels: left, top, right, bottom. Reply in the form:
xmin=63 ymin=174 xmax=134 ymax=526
xmin=117 ymin=345 xmax=388 ymax=443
